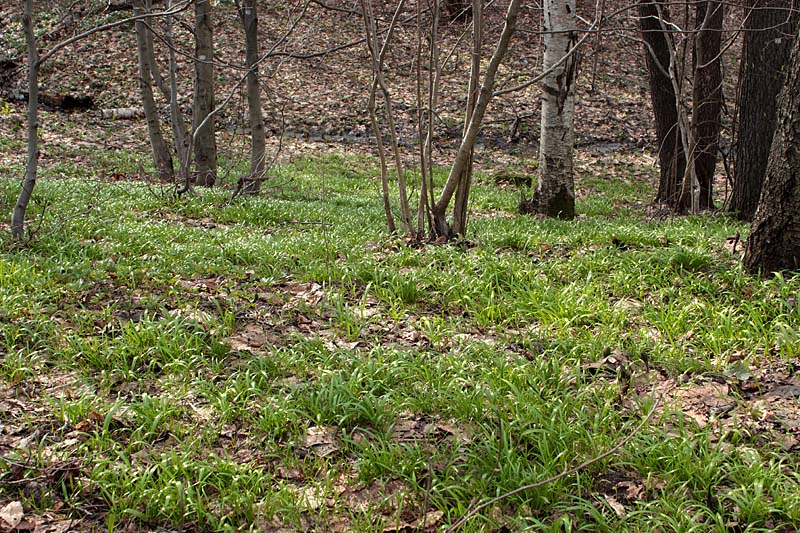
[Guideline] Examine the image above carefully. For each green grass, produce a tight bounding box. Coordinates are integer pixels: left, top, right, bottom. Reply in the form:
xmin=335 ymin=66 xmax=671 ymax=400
xmin=2 ymin=151 xmax=800 ymax=532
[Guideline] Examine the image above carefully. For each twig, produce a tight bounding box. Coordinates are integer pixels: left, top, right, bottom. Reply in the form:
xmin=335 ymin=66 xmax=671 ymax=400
xmin=445 ymin=393 xmax=662 ymax=532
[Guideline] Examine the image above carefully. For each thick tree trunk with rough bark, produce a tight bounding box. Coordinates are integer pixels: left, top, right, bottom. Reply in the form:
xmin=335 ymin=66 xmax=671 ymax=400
xmin=133 ymin=0 xmax=173 ymax=181
xmin=193 ymin=0 xmax=217 ymax=187
xmin=744 ymin=24 xmax=800 ymax=274
xmin=11 ymin=0 xmax=39 ymax=240
xmin=639 ymin=0 xmax=686 ymax=206
xmin=240 ymin=0 xmax=266 ymax=194
xmin=732 ymin=0 xmax=796 ymax=220
xmin=525 ymin=0 xmax=577 ymax=219
xmin=684 ymin=0 xmax=723 ymax=210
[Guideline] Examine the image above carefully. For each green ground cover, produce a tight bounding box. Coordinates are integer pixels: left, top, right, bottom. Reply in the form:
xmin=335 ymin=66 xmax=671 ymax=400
xmin=1 ymin=154 xmax=800 ymax=532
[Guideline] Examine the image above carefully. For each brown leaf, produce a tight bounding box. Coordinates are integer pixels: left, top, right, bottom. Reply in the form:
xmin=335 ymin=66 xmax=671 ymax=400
xmin=227 ymin=324 xmax=270 ymax=353
xmin=604 ymin=495 xmax=626 ymax=517
xmin=0 ymin=501 xmax=24 ymax=529
xmin=303 ymin=425 xmax=340 ymax=457
xmin=381 ymin=510 xmax=444 ymax=532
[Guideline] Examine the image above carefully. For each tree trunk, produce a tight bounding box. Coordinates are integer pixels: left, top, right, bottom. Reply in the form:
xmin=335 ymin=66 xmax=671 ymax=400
xmin=731 ymin=0 xmax=796 ymax=220
xmin=163 ymin=0 xmax=192 ymax=193
xmin=684 ymin=0 xmax=723 ymax=210
xmin=11 ymin=0 xmax=39 ymax=241
xmin=144 ymin=0 xmax=191 ymax=190
xmin=133 ymin=0 xmax=173 ymax=181
xmin=639 ymin=0 xmax=686 ymax=206
xmin=451 ymin=0 xmax=482 ymax=238
xmin=193 ymin=0 xmax=217 ymax=187
xmin=240 ymin=0 xmax=266 ymax=195
xmin=744 ymin=24 xmax=800 ymax=274
xmin=526 ymin=0 xmax=577 ymax=219
xmin=432 ymin=0 xmax=522 ymax=237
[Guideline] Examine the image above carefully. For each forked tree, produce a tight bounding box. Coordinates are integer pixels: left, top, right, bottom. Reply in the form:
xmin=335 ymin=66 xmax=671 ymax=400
xmin=639 ymin=0 xmax=724 ymax=211
xmin=744 ymin=22 xmax=800 ymax=273
xmin=431 ymin=0 xmax=522 ymax=238
xmin=363 ymin=0 xmax=522 ymax=240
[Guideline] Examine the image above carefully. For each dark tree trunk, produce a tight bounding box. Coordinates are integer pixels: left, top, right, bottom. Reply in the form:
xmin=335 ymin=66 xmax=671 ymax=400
xmin=240 ymin=0 xmax=266 ymax=195
xmin=685 ymin=0 xmax=723 ymax=210
xmin=639 ymin=0 xmax=686 ymax=206
xmin=731 ymin=0 xmax=797 ymax=220
xmin=193 ymin=0 xmax=217 ymax=187
xmin=744 ymin=24 xmax=800 ymax=274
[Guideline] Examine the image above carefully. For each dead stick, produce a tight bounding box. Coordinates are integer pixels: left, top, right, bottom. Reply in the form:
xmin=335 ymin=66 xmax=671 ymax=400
xmin=446 ymin=393 xmax=662 ymax=533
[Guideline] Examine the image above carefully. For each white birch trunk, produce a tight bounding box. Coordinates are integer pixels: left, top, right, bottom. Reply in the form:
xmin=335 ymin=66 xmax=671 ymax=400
xmin=534 ymin=0 xmax=578 ymax=219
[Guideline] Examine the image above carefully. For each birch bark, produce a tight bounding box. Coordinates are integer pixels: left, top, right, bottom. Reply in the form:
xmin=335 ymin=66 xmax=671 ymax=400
xmin=532 ymin=0 xmax=578 ymax=219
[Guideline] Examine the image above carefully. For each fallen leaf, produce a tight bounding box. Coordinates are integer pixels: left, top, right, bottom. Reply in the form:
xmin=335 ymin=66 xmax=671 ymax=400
xmin=382 ymin=509 xmax=444 ymax=531
xmin=227 ymin=324 xmax=270 ymax=352
xmin=0 ymin=501 xmax=24 ymax=529
xmin=604 ymin=495 xmax=626 ymax=517
xmin=303 ymin=425 xmax=340 ymax=457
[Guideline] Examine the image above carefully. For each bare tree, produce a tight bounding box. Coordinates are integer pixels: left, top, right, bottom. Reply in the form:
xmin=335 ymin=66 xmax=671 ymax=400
xmin=11 ymin=0 xmax=40 ymax=241
xmin=193 ymin=0 xmax=217 ymax=187
xmin=433 ymin=0 xmax=523 ymax=238
xmin=639 ymin=0 xmax=726 ymax=212
xmin=683 ymin=0 xmax=723 ymax=210
xmin=451 ymin=0 xmax=483 ymax=237
xmin=8 ymin=1 xmax=192 ymax=239
xmin=639 ymin=0 xmax=686 ymax=206
xmin=133 ymin=0 xmax=174 ymax=181
xmin=362 ymin=0 xmax=413 ymax=235
xmin=237 ymin=0 xmax=267 ymax=195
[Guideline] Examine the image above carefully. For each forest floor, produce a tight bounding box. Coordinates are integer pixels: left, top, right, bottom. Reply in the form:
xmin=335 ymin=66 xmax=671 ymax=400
xmin=2 ymin=154 xmax=800 ymax=532
xmin=3 ymin=0 xmax=800 ymax=532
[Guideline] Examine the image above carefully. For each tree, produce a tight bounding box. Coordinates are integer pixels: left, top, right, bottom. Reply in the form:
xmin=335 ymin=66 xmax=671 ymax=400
xmin=432 ymin=0 xmax=523 ymax=237
xmin=684 ymin=0 xmax=723 ymax=210
xmin=193 ymin=0 xmax=217 ymax=187
xmin=521 ymin=0 xmax=578 ymax=219
xmin=9 ymin=1 xmax=192 ymax=239
xmin=731 ymin=0 xmax=796 ymax=220
xmin=361 ymin=0 xmax=522 ymax=240
xmin=743 ymin=23 xmax=800 ymax=273
xmin=133 ymin=0 xmax=174 ymax=181
xmin=237 ymin=0 xmax=267 ymax=195
xmin=638 ymin=0 xmax=724 ymax=212
xmin=639 ymin=0 xmax=686 ymax=206
xmin=11 ymin=0 xmax=40 ymax=240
